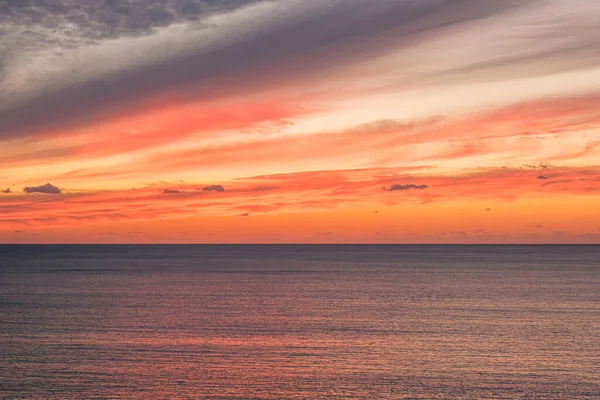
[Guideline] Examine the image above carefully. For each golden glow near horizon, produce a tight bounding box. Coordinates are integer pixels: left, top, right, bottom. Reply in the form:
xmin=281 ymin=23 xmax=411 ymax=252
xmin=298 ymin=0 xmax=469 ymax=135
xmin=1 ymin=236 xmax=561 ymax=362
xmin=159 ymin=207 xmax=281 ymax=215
xmin=1 ymin=0 xmax=600 ymax=243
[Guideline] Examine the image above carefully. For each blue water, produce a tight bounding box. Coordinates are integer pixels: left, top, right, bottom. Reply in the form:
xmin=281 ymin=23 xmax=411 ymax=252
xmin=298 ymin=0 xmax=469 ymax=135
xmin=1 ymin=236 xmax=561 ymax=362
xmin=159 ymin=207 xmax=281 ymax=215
xmin=1 ymin=245 xmax=599 ymax=399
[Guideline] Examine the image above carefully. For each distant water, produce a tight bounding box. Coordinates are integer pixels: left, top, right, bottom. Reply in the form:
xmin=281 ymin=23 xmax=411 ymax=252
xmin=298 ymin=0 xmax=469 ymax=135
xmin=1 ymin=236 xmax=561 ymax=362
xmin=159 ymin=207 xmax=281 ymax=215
xmin=1 ymin=245 xmax=599 ymax=399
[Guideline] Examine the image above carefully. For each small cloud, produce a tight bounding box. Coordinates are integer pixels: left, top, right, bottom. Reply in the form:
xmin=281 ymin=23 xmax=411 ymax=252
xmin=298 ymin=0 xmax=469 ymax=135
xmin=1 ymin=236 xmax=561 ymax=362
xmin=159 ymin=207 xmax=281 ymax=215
xmin=238 ymin=213 xmax=250 ymax=217
xmin=234 ymin=204 xmax=275 ymax=213
xmin=315 ymin=231 xmax=334 ymax=236
xmin=485 ymin=208 xmax=491 ymax=212
xmin=446 ymin=231 xmax=468 ymax=236
xmin=15 ymin=230 xmax=23 ymax=233
xmin=473 ymin=229 xmax=490 ymax=235
xmin=2 ymin=188 xmax=11 ymax=194
xmin=522 ymin=162 xmax=553 ymax=170
xmin=537 ymin=175 xmax=549 ymax=180
xmin=385 ymin=184 xmax=428 ymax=192
xmin=23 ymin=183 xmax=61 ymax=194
xmin=163 ymin=189 xmax=183 ymax=194
xmin=127 ymin=231 xmax=144 ymax=235
xmin=202 ymin=185 xmax=225 ymax=192
xmin=526 ymin=224 xmax=543 ymax=228
xmin=543 ymin=179 xmax=575 ymax=186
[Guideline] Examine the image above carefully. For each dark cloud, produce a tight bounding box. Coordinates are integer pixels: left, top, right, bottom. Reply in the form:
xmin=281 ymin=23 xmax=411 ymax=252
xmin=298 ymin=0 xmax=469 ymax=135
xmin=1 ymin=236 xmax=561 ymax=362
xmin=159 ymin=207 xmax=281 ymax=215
xmin=537 ymin=175 xmax=550 ymax=180
xmin=202 ymin=185 xmax=225 ymax=192
xmin=14 ymin=230 xmax=23 ymax=233
xmin=238 ymin=213 xmax=250 ymax=217
xmin=23 ymin=183 xmax=61 ymax=194
xmin=485 ymin=208 xmax=491 ymax=212
xmin=163 ymin=189 xmax=183 ymax=194
xmin=385 ymin=184 xmax=428 ymax=192
xmin=1 ymin=188 xmax=11 ymax=194
xmin=0 ymin=0 xmax=529 ymax=139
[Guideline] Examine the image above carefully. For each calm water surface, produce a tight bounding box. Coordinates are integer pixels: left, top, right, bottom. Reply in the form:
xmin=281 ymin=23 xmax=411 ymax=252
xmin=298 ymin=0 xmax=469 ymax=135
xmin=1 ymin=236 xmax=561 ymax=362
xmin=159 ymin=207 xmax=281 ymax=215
xmin=0 ymin=245 xmax=599 ymax=399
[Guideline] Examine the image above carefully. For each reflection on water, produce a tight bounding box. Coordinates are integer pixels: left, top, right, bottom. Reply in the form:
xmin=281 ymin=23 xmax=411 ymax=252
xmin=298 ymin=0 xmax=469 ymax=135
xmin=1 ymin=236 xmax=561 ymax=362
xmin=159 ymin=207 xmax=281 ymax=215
xmin=1 ymin=245 xmax=599 ymax=399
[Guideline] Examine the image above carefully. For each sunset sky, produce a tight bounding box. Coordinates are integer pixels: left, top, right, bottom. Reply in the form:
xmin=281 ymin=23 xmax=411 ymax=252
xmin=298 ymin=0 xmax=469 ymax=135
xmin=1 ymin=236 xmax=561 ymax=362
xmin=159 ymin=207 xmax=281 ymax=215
xmin=1 ymin=0 xmax=599 ymax=243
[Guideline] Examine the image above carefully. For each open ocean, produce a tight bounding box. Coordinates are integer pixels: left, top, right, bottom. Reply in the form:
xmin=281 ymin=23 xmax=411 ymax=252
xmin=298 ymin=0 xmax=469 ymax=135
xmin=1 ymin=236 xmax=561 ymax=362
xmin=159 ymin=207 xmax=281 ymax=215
xmin=0 ymin=245 xmax=598 ymax=399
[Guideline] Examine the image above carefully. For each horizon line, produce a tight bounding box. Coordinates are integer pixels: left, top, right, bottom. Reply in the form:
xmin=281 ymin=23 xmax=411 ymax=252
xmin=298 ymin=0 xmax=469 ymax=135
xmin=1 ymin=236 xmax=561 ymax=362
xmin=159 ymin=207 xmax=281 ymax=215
xmin=1 ymin=243 xmax=599 ymax=246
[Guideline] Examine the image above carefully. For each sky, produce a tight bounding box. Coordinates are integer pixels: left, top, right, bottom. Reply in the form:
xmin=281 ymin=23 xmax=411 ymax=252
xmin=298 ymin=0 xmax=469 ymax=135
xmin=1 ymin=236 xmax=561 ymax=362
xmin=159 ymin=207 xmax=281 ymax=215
xmin=1 ymin=0 xmax=599 ymax=244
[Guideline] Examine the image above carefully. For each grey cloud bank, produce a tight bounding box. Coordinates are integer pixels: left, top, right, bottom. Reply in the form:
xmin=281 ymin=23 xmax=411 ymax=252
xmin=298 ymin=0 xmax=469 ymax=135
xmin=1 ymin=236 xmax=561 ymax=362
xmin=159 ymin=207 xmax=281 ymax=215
xmin=1 ymin=0 xmax=599 ymax=142
xmin=0 ymin=0 xmax=535 ymax=138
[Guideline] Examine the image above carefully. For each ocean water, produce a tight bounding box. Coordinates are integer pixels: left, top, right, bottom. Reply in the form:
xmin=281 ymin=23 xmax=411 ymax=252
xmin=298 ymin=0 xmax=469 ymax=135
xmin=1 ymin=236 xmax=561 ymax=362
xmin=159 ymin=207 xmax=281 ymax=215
xmin=0 ymin=245 xmax=598 ymax=399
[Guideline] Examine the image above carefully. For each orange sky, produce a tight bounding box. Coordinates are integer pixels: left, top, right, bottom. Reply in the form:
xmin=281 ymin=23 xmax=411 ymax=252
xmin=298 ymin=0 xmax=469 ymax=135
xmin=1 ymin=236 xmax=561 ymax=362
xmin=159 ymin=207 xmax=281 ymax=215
xmin=1 ymin=0 xmax=599 ymax=243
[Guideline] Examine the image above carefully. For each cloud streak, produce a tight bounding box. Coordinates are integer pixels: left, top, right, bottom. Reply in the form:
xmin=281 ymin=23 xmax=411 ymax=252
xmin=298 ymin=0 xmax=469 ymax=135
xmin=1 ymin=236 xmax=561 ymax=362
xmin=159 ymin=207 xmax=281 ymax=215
xmin=2 ymin=164 xmax=599 ymax=228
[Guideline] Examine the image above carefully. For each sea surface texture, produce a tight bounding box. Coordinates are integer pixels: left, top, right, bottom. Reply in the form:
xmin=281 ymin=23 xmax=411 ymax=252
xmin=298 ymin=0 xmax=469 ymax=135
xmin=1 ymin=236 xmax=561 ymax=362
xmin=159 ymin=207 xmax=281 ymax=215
xmin=0 ymin=245 xmax=599 ymax=399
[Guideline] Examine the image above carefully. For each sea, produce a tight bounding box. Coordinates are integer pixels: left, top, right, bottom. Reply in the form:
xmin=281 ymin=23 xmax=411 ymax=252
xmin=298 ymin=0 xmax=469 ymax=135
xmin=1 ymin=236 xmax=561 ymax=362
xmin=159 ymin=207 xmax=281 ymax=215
xmin=0 ymin=245 xmax=598 ymax=399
